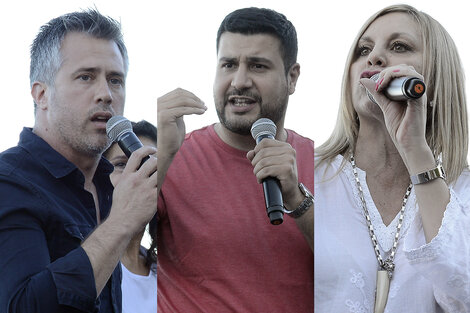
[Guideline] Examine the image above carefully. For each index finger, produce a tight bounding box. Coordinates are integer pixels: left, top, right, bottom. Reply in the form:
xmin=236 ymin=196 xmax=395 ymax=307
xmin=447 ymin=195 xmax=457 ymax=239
xmin=158 ymin=88 xmax=206 ymax=110
xmin=123 ymin=146 xmax=157 ymax=173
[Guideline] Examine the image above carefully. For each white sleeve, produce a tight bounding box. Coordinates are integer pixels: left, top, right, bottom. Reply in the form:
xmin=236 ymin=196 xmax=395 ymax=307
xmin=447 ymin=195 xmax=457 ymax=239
xmin=403 ymin=186 xmax=470 ymax=312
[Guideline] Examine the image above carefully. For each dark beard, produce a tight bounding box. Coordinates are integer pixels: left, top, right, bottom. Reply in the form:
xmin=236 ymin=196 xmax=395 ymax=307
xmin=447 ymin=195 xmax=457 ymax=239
xmin=216 ymin=90 xmax=288 ymax=135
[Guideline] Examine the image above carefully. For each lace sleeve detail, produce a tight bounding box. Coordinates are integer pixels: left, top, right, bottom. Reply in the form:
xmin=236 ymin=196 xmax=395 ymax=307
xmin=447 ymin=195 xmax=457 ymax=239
xmin=404 ymin=188 xmax=470 ymax=309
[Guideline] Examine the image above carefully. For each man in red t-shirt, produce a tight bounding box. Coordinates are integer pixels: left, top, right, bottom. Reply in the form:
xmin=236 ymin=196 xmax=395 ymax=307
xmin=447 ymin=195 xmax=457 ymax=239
xmin=157 ymin=7 xmax=313 ymax=312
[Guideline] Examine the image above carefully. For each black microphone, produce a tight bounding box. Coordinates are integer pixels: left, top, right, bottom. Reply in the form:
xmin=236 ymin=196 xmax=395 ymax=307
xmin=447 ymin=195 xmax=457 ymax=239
xmin=251 ymin=118 xmax=284 ymax=225
xmin=367 ymin=73 xmax=426 ymax=104
xmin=106 ymin=116 xmax=150 ymax=165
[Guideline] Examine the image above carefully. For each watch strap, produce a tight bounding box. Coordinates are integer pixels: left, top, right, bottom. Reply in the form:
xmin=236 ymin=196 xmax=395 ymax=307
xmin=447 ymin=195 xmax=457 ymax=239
xmin=285 ymin=183 xmax=314 ymax=218
xmin=410 ymin=164 xmax=446 ymax=185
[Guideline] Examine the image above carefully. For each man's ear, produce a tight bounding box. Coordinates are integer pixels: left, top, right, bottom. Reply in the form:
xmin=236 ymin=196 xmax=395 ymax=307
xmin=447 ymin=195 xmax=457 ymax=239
xmin=287 ymin=63 xmax=300 ymax=95
xmin=31 ymin=81 xmax=49 ymax=110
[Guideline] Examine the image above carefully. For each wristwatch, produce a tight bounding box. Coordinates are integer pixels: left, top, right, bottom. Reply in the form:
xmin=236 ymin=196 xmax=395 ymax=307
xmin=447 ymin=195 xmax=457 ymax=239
xmin=410 ymin=164 xmax=446 ymax=185
xmin=285 ymin=183 xmax=314 ymax=218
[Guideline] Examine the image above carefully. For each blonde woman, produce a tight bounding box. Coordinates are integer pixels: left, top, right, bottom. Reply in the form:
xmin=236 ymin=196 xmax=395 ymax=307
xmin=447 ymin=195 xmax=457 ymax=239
xmin=314 ymin=4 xmax=470 ymax=313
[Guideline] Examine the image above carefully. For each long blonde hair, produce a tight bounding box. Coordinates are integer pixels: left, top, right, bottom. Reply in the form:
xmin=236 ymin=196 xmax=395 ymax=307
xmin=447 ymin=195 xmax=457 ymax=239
xmin=315 ymin=4 xmax=468 ymax=184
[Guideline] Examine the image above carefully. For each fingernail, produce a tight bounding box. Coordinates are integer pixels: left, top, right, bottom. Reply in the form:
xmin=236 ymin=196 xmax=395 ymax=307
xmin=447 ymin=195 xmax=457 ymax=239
xmin=376 ymin=78 xmax=383 ymax=91
xmin=393 ymin=69 xmax=400 ymax=72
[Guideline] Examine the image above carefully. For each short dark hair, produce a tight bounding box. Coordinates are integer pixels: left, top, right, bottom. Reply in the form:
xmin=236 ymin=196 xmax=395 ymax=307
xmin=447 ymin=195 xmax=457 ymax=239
xmin=216 ymin=7 xmax=298 ymax=73
xmin=131 ymin=120 xmax=157 ymax=143
xmin=30 ymin=9 xmax=128 ymax=110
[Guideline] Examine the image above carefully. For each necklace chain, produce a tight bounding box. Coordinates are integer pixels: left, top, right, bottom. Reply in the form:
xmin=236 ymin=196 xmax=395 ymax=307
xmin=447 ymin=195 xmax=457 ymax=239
xmin=350 ymin=154 xmax=412 ymax=279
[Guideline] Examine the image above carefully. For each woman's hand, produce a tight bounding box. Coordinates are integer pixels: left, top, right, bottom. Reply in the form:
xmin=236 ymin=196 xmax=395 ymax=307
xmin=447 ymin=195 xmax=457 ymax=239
xmin=360 ymin=65 xmax=430 ymax=169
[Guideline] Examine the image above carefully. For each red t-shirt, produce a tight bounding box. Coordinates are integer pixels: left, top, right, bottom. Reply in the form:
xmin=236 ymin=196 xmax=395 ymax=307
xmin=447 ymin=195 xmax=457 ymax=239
xmin=158 ymin=124 xmax=313 ymax=312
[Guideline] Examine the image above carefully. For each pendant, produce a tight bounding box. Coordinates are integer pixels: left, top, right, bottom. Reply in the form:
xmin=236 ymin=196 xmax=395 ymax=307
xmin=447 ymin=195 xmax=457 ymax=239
xmin=374 ymin=270 xmax=390 ymax=313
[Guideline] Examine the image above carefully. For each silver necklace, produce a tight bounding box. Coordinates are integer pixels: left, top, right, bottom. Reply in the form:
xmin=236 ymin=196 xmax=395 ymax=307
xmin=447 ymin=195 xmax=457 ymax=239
xmin=350 ymin=154 xmax=412 ymax=313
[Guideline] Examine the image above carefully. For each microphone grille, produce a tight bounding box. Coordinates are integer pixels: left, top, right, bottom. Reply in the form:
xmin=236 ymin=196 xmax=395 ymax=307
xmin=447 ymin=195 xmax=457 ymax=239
xmin=370 ymin=73 xmax=380 ymax=82
xmin=251 ymin=118 xmax=277 ymax=140
xmin=106 ymin=116 xmax=132 ymax=142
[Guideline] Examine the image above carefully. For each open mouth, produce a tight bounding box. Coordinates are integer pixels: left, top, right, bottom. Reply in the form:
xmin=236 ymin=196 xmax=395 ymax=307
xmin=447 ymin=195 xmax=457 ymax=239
xmin=360 ymin=70 xmax=381 ymax=79
xmin=91 ymin=112 xmax=112 ymax=123
xmin=228 ymin=96 xmax=256 ymax=107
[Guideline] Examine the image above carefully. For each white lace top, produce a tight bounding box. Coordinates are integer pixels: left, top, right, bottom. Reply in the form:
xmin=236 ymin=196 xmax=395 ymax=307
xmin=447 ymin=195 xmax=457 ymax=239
xmin=314 ymin=155 xmax=470 ymax=313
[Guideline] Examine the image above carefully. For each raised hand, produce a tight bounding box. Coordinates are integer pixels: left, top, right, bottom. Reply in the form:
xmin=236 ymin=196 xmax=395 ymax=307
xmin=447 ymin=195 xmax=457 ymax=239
xmin=157 ymin=88 xmax=206 ymax=190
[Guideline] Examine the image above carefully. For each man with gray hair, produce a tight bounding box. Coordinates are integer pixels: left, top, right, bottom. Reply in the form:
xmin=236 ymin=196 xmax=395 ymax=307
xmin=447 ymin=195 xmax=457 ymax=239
xmin=0 ymin=9 xmax=158 ymax=312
